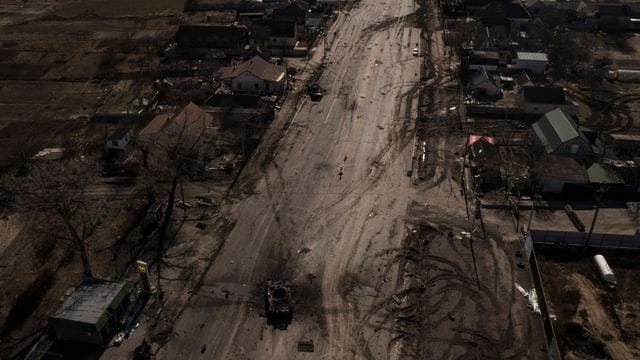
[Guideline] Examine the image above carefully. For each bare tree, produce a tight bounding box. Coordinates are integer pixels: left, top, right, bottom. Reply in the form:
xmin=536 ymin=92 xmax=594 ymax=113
xmin=8 ymin=158 xmax=106 ymax=278
xmin=135 ymin=106 xmax=209 ymax=291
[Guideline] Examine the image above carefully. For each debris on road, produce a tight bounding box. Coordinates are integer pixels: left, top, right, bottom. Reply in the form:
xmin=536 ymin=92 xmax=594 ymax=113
xmin=196 ymin=222 xmax=207 ymax=230
xmin=297 ymin=247 xmax=311 ymax=254
xmin=132 ymin=340 xmax=152 ymax=360
xmin=392 ymin=294 xmax=402 ymax=305
xmin=298 ymin=340 xmax=314 ymax=352
xmin=515 ymin=283 xmax=540 ymax=315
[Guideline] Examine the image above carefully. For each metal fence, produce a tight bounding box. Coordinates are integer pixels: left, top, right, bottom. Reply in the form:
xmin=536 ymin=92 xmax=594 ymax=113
xmin=530 ymin=229 xmax=640 ymax=250
xmin=529 ymin=248 xmax=562 ymax=360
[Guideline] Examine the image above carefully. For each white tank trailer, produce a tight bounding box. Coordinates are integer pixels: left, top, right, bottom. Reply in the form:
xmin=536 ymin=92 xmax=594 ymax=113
xmin=593 ymin=254 xmax=616 ymax=286
xmin=607 ymin=69 xmax=640 ymax=82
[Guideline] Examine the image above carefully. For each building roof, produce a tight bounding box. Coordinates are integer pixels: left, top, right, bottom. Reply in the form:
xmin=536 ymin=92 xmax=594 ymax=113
xmin=470 ymin=50 xmax=500 ymax=60
xmin=264 ymin=19 xmax=296 ymax=38
xmin=468 ymin=134 xmax=496 ymax=145
xmin=176 ymin=24 xmax=249 ymax=49
xmin=218 ymin=55 xmax=286 ymax=82
xmin=532 ymin=108 xmax=584 ymax=153
xmin=609 ymin=133 xmax=640 ymax=142
xmin=516 ymin=73 xmax=533 ymax=87
xmin=470 ymin=67 xmax=492 ymax=86
xmin=554 ymin=1 xmax=587 ymax=13
xmin=535 ymin=155 xmax=589 ymax=182
xmin=50 ymin=280 xmax=129 ymax=328
xmin=517 ymin=52 xmax=548 ymax=62
xmin=107 ymin=128 xmax=132 ymax=141
xmin=272 ymin=0 xmax=310 ymax=19
xmin=32 ymin=147 xmax=65 ymax=161
xmin=522 ymin=86 xmax=566 ymax=104
xmin=140 ymin=102 xmax=214 ymax=136
xmin=588 ymin=163 xmax=624 ymax=184
xmin=305 ymin=14 xmax=323 ymax=27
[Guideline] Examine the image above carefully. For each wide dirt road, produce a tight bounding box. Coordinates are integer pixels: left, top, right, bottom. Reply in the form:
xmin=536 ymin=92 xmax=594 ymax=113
xmin=159 ymin=0 xmax=422 ymax=359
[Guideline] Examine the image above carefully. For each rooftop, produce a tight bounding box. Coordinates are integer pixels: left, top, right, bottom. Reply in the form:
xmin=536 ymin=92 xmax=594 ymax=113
xmin=470 ymin=50 xmax=500 ymax=60
xmin=140 ymin=102 xmax=214 ymax=136
xmin=522 ymin=86 xmax=566 ymax=104
xmin=535 ymin=155 xmax=589 ymax=182
xmin=588 ymin=163 xmax=625 ymax=184
xmin=532 ymin=108 xmax=584 ymax=154
xmin=218 ymin=55 xmax=285 ymax=82
xmin=609 ymin=133 xmax=640 ymax=142
xmin=517 ymin=52 xmax=548 ymax=62
xmin=50 ymin=280 xmax=129 ymax=326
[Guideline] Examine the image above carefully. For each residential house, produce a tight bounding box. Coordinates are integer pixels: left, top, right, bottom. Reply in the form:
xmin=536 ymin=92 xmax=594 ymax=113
xmin=140 ymin=102 xmax=214 ymax=138
xmin=467 ymin=50 xmax=500 ymax=71
xmin=468 ymin=135 xmax=498 ymax=160
xmin=589 ymin=4 xmax=640 ymax=32
xmin=467 ymin=134 xmax=503 ymax=190
xmin=531 ymin=108 xmax=593 ymax=163
xmin=514 ymin=52 xmax=548 ymax=74
xmin=305 ymin=13 xmax=324 ymax=35
xmin=478 ymin=1 xmax=531 ymax=32
xmin=264 ymin=20 xmax=298 ymax=48
xmin=520 ymin=86 xmax=575 ymax=115
xmin=218 ymin=55 xmax=287 ymax=94
xmin=271 ymin=0 xmax=311 ymax=24
xmin=175 ymin=24 xmax=250 ymax=49
xmin=105 ymin=128 xmax=133 ymax=152
xmin=604 ymin=133 xmax=640 ymax=159
xmin=469 ymin=67 xmax=501 ymax=97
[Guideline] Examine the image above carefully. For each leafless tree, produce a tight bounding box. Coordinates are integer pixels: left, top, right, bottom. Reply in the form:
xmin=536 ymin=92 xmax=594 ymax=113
xmin=135 ymin=107 xmax=209 ymax=291
xmin=8 ymin=157 xmax=106 ymax=278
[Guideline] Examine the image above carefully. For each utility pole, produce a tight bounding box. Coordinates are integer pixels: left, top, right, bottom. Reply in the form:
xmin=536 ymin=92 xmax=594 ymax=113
xmin=585 ymin=205 xmax=600 ymax=248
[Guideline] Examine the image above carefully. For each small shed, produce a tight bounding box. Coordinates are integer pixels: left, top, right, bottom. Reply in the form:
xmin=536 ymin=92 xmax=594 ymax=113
xmin=105 ymin=128 xmax=133 ymax=151
xmin=469 ymin=67 xmax=501 ymax=97
xmin=49 ymin=280 xmax=131 ymax=345
xmin=515 ymin=52 xmax=548 ymax=74
xmin=468 ymin=50 xmax=500 ymax=71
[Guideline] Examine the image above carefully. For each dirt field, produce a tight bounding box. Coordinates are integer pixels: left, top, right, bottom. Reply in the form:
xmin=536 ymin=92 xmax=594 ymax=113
xmin=0 ymin=1 xmax=227 ymax=357
xmin=538 ymin=250 xmax=640 ymax=359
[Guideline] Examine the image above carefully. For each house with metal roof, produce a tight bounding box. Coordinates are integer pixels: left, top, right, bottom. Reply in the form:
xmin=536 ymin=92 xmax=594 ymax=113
xmin=49 ymin=280 xmax=130 ymax=345
xmin=531 ymin=108 xmax=593 ymax=164
xmin=515 ymin=52 xmax=548 ymax=74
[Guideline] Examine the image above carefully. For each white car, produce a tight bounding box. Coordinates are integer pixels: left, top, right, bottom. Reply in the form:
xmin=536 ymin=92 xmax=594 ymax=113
xmin=412 ymin=47 xmax=419 ymax=56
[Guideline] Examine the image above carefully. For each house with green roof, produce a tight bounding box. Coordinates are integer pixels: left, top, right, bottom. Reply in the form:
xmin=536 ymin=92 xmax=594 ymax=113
xmin=49 ymin=280 xmax=130 ymax=345
xmin=531 ymin=108 xmax=594 ymax=164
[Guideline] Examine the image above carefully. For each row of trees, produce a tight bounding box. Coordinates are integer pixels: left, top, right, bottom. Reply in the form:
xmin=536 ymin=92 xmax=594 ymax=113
xmin=2 ymin=111 xmax=206 ymax=280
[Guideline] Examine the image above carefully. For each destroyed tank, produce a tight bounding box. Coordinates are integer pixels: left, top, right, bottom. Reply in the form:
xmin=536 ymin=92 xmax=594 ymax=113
xmin=264 ymin=280 xmax=293 ymax=327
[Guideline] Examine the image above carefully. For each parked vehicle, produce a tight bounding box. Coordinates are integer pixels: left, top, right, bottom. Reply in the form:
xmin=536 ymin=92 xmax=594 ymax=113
xmin=308 ymin=84 xmax=323 ymax=101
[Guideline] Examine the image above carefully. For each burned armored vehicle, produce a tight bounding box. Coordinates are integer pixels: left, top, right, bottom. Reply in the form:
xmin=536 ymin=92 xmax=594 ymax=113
xmin=264 ymin=280 xmax=293 ymax=329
